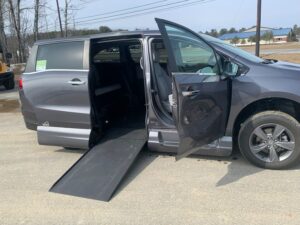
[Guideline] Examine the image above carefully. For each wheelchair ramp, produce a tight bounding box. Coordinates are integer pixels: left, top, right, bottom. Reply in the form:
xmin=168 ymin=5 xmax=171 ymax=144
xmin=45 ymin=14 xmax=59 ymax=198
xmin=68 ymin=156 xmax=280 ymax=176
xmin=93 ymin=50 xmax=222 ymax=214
xmin=50 ymin=128 xmax=146 ymax=201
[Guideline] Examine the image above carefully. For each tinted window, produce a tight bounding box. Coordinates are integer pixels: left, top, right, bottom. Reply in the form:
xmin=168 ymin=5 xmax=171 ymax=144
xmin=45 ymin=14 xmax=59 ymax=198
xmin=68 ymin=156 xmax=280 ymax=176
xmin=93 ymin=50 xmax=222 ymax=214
xmin=93 ymin=46 xmax=120 ymax=63
xmin=165 ymin=24 xmax=219 ymax=75
xmin=128 ymin=44 xmax=142 ymax=63
xmin=151 ymin=41 xmax=168 ymax=63
xmin=36 ymin=41 xmax=84 ymax=71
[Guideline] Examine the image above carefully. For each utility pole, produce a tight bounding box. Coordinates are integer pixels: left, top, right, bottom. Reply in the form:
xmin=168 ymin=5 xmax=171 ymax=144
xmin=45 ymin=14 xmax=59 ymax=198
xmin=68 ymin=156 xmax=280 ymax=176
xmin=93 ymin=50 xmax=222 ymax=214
xmin=255 ymin=0 xmax=262 ymax=56
xmin=34 ymin=0 xmax=40 ymax=41
xmin=56 ymin=0 xmax=63 ymax=37
xmin=64 ymin=0 xmax=68 ymax=37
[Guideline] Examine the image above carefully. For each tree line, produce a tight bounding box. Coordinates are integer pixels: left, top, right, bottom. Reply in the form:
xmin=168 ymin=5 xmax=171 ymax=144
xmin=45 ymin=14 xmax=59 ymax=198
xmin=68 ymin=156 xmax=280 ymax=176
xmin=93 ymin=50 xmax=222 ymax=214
xmin=203 ymin=25 xmax=299 ymax=44
xmin=0 ymin=0 xmax=123 ymax=64
xmin=0 ymin=0 xmax=300 ymax=64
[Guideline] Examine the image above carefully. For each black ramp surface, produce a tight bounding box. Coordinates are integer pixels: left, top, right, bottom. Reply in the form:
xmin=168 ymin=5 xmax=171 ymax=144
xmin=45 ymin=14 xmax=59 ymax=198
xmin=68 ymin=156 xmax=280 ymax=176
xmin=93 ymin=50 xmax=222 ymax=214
xmin=50 ymin=128 xmax=146 ymax=201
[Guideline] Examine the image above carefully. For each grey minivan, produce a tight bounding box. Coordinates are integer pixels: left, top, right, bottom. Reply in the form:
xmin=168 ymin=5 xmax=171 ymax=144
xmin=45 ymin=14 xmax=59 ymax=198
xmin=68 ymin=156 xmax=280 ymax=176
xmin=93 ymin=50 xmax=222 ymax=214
xmin=20 ymin=19 xmax=300 ymax=170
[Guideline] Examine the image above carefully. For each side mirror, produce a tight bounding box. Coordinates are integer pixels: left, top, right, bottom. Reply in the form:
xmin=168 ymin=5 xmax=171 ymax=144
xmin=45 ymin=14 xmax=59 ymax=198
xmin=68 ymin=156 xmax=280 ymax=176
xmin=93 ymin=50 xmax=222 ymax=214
xmin=5 ymin=52 xmax=12 ymax=59
xmin=235 ymin=65 xmax=249 ymax=76
xmin=223 ymin=59 xmax=239 ymax=77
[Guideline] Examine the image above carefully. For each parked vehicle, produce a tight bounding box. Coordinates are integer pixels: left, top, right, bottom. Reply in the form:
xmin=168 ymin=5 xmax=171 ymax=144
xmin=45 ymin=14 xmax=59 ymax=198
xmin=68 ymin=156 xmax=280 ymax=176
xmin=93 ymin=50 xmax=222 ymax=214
xmin=19 ymin=19 xmax=300 ymax=170
xmin=0 ymin=53 xmax=14 ymax=90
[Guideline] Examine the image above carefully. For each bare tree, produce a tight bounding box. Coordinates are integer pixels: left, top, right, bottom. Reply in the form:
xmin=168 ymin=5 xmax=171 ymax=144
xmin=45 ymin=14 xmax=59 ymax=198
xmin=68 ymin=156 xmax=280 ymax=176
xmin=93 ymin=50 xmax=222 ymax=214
xmin=0 ymin=0 xmax=8 ymax=62
xmin=8 ymin=0 xmax=24 ymax=62
xmin=55 ymin=0 xmax=63 ymax=37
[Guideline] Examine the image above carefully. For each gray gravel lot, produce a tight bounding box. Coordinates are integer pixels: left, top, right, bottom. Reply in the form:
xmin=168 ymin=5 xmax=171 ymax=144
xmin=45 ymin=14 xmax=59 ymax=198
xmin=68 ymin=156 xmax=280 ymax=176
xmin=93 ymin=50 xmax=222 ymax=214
xmin=1 ymin=87 xmax=300 ymax=225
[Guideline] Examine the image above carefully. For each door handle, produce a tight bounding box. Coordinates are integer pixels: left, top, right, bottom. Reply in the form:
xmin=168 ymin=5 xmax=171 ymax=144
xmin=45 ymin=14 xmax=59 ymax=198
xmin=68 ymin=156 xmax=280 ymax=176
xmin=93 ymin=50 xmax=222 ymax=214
xmin=68 ymin=79 xmax=86 ymax=85
xmin=182 ymin=90 xmax=200 ymax=97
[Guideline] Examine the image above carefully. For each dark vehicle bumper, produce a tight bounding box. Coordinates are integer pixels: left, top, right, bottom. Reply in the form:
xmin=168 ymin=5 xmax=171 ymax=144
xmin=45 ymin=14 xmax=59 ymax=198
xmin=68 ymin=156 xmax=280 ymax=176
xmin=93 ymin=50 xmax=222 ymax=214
xmin=0 ymin=71 xmax=14 ymax=84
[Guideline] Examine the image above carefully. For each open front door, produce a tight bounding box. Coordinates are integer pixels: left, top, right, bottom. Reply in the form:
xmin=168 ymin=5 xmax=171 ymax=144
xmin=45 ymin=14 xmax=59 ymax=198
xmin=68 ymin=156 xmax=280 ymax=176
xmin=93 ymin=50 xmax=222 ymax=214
xmin=155 ymin=18 xmax=230 ymax=160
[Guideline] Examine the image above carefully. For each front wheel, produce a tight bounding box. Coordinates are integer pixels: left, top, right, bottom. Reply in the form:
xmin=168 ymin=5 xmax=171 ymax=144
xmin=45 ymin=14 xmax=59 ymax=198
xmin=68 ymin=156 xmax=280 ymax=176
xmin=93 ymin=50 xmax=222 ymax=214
xmin=4 ymin=77 xmax=15 ymax=90
xmin=238 ymin=111 xmax=300 ymax=169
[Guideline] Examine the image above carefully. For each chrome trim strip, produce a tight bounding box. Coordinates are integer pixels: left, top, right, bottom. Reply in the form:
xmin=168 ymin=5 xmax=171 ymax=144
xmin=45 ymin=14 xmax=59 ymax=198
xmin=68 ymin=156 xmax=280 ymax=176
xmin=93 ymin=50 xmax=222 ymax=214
xmin=23 ymin=69 xmax=89 ymax=75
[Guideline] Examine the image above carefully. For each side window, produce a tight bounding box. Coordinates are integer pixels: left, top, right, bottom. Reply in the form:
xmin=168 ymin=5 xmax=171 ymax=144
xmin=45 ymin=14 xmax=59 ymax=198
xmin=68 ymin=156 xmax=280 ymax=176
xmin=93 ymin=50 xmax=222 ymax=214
xmin=93 ymin=46 xmax=120 ymax=63
xmin=128 ymin=44 xmax=142 ymax=63
xmin=218 ymin=54 xmax=239 ymax=76
xmin=165 ymin=24 xmax=219 ymax=75
xmin=36 ymin=41 xmax=84 ymax=71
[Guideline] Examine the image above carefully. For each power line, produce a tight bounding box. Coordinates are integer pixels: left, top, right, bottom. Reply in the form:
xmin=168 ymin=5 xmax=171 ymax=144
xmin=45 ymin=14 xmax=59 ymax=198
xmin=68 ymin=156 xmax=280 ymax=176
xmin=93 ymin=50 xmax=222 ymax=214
xmin=75 ymin=0 xmax=189 ymax=24
xmin=75 ymin=0 xmax=167 ymax=20
xmin=45 ymin=0 xmax=168 ymax=29
xmin=76 ymin=0 xmax=215 ymax=26
xmin=46 ymin=0 xmax=215 ymax=30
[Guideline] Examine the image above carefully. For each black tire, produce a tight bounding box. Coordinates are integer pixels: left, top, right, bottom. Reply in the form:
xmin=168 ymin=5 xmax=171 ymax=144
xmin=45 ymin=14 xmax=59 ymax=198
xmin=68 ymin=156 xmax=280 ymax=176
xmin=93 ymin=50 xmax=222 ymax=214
xmin=238 ymin=111 xmax=300 ymax=169
xmin=4 ymin=77 xmax=15 ymax=90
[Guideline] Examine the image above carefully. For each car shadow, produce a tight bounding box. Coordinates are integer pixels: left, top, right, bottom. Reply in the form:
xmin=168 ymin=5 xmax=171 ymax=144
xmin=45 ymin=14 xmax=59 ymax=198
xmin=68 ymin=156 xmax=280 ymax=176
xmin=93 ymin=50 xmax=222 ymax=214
xmin=54 ymin=148 xmax=86 ymax=154
xmin=216 ymin=152 xmax=300 ymax=187
xmin=215 ymin=152 xmax=264 ymax=187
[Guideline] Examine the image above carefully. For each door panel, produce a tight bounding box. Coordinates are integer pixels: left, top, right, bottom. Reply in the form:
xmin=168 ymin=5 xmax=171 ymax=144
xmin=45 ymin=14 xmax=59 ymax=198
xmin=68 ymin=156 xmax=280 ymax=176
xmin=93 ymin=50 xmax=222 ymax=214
xmin=30 ymin=70 xmax=90 ymax=129
xmin=155 ymin=18 xmax=230 ymax=159
xmin=172 ymin=73 xmax=229 ymax=158
xmin=22 ymin=40 xmax=91 ymax=148
xmin=23 ymin=70 xmax=91 ymax=148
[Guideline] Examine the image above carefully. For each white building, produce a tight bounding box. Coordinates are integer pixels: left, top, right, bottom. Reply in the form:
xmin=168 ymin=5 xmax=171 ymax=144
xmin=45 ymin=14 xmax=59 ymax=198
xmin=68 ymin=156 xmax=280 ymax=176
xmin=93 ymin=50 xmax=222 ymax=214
xmin=219 ymin=26 xmax=292 ymax=46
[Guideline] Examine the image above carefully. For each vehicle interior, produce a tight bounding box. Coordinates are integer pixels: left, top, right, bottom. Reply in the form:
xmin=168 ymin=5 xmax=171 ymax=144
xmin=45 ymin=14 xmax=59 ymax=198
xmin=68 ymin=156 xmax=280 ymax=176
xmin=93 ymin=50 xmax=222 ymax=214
xmin=149 ymin=36 xmax=238 ymax=124
xmin=150 ymin=40 xmax=173 ymax=117
xmin=89 ymin=38 xmax=146 ymax=139
xmin=88 ymin=36 xmax=235 ymax=140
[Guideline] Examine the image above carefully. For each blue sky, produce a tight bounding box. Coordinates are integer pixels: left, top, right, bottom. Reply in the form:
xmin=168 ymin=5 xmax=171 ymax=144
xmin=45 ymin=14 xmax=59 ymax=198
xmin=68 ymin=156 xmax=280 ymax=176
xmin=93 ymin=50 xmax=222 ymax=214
xmin=48 ymin=0 xmax=300 ymax=32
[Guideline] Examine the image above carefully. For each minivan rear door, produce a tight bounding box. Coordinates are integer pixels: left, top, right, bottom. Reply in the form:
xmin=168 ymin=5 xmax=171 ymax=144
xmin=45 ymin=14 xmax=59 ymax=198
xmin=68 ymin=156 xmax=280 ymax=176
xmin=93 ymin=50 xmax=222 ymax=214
xmin=155 ymin=18 xmax=230 ymax=160
xmin=22 ymin=40 xmax=91 ymax=149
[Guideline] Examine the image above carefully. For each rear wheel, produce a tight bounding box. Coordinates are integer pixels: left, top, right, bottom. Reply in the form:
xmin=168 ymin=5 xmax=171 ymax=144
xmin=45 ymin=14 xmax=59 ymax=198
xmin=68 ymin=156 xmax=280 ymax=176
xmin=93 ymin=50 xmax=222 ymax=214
xmin=4 ymin=77 xmax=15 ymax=90
xmin=238 ymin=111 xmax=300 ymax=169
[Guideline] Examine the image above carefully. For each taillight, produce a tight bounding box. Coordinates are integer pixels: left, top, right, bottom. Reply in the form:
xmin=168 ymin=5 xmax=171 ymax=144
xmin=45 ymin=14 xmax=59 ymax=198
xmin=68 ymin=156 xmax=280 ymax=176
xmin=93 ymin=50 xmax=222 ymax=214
xmin=19 ymin=78 xmax=23 ymax=89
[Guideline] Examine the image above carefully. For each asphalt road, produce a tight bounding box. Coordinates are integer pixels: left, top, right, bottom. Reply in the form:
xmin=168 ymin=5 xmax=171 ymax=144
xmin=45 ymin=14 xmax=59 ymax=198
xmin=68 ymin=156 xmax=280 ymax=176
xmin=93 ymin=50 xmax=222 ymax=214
xmin=1 ymin=87 xmax=300 ymax=225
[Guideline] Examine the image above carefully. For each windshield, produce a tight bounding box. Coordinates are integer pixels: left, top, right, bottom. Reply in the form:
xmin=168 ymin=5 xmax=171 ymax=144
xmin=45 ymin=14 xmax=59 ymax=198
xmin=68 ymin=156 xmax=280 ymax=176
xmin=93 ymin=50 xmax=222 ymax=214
xmin=200 ymin=33 xmax=264 ymax=63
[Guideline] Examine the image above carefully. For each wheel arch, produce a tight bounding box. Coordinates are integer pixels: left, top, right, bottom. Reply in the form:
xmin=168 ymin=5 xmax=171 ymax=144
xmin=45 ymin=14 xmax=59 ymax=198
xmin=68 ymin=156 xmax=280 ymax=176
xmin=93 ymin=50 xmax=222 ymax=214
xmin=232 ymin=97 xmax=300 ymax=148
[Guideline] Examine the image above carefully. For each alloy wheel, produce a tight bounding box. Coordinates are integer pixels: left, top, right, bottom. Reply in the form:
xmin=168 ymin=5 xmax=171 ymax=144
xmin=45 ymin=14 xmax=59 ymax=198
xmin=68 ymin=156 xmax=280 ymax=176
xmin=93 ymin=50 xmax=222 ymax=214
xmin=249 ymin=123 xmax=295 ymax=163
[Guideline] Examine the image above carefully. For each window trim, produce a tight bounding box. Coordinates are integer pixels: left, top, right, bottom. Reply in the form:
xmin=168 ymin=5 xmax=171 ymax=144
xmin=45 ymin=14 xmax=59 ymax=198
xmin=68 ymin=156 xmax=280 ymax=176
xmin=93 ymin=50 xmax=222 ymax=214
xmin=93 ymin=45 xmax=121 ymax=63
xmin=92 ymin=38 xmax=143 ymax=64
xmin=35 ymin=40 xmax=85 ymax=71
xmin=148 ymin=37 xmax=175 ymax=126
xmin=156 ymin=18 xmax=221 ymax=75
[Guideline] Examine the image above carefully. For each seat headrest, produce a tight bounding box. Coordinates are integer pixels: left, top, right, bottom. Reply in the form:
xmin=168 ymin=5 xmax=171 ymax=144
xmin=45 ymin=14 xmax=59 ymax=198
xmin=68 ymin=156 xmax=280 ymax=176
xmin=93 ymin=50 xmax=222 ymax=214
xmin=152 ymin=50 xmax=160 ymax=63
xmin=152 ymin=43 xmax=165 ymax=63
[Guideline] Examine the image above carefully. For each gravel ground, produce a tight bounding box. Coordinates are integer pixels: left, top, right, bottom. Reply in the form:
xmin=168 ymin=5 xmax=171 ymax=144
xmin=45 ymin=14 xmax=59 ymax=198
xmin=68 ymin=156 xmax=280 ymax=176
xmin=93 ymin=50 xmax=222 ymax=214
xmin=1 ymin=88 xmax=300 ymax=225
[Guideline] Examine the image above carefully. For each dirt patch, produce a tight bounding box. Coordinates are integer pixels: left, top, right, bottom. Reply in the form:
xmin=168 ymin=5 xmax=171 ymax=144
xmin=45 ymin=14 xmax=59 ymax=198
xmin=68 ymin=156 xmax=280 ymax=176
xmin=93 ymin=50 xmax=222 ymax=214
xmin=261 ymin=53 xmax=300 ymax=64
xmin=240 ymin=42 xmax=300 ymax=51
xmin=0 ymin=99 xmax=20 ymax=113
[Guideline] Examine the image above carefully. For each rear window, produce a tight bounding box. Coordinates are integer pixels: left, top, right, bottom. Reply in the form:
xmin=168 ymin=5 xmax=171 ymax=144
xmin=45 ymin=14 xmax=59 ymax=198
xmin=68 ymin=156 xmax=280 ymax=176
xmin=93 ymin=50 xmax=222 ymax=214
xmin=93 ymin=47 xmax=120 ymax=63
xmin=36 ymin=41 xmax=84 ymax=71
